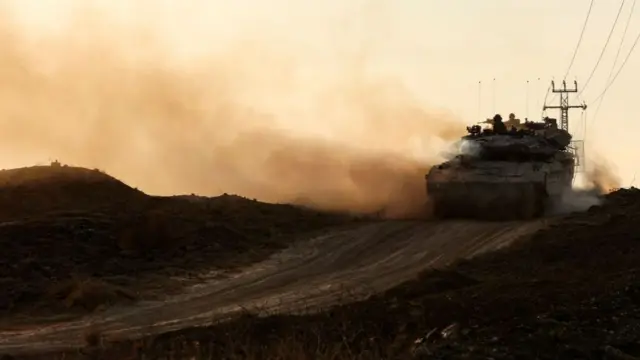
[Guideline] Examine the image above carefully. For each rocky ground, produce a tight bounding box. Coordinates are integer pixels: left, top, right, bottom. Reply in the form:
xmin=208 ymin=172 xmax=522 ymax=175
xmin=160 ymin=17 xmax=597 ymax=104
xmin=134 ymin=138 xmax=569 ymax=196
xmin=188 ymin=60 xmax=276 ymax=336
xmin=0 ymin=164 xmax=358 ymax=317
xmin=10 ymin=187 xmax=640 ymax=359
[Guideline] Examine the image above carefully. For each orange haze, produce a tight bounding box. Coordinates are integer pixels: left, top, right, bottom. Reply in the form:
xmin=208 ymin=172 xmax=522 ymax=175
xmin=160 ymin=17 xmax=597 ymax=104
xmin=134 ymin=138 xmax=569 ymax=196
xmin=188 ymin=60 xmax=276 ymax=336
xmin=0 ymin=6 xmax=465 ymax=218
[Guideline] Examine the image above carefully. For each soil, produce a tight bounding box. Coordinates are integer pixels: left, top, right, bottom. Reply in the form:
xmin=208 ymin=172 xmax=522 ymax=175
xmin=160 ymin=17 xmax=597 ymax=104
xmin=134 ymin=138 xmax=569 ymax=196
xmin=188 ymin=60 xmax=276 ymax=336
xmin=3 ymin=163 xmax=640 ymax=359
xmin=0 ymin=218 xmax=546 ymax=355
xmin=0 ymin=164 xmax=357 ymax=316
xmin=7 ymin=187 xmax=640 ymax=359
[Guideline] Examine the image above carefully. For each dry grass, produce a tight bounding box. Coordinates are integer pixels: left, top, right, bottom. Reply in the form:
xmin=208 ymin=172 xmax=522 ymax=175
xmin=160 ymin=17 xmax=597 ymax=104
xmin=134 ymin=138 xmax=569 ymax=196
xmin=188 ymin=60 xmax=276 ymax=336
xmin=46 ymin=277 xmax=137 ymax=312
xmin=13 ymin=265 xmax=640 ymax=360
xmin=11 ymin=305 xmax=422 ymax=360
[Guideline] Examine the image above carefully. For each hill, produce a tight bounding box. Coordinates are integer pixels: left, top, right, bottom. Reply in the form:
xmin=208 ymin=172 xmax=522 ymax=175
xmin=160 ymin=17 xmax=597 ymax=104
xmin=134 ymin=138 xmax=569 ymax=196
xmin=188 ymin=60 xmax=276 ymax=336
xmin=0 ymin=164 xmax=144 ymax=220
xmin=0 ymin=164 xmax=358 ymax=315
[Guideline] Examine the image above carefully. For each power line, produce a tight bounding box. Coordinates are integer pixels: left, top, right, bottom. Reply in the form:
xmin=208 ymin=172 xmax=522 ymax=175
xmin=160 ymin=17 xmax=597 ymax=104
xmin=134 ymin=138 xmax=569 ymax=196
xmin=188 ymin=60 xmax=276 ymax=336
xmin=579 ymin=0 xmax=627 ymax=96
xmin=589 ymin=27 xmax=640 ymax=106
xmin=565 ymin=0 xmax=596 ymax=79
xmin=591 ymin=0 xmax=636 ymax=125
xmin=585 ymin=23 xmax=640 ymax=144
xmin=608 ymin=0 xmax=636 ymax=81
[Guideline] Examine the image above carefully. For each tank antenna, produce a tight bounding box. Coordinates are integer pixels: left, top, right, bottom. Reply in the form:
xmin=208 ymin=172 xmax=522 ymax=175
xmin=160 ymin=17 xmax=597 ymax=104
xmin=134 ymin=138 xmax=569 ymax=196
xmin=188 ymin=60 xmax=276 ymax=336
xmin=582 ymin=108 xmax=589 ymax=173
xmin=536 ymin=77 xmax=541 ymax=117
xmin=492 ymin=78 xmax=496 ymax=114
xmin=477 ymin=81 xmax=482 ymax=118
xmin=526 ymin=80 xmax=530 ymax=119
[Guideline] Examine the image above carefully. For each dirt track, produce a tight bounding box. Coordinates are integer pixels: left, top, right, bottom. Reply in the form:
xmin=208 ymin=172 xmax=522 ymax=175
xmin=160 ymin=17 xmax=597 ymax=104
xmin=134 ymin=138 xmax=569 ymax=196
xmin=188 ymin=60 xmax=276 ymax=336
xmin=0 ymin=218 xmax=549 ymax=355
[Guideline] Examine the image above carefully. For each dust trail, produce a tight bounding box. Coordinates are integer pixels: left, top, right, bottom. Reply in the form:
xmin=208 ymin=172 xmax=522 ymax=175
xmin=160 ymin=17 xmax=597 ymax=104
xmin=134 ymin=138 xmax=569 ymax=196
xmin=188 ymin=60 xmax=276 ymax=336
xmin=0 ymin=4 xmax=464 ymax=218
xmin=583 ymin=157 xmax=622 ymax=194
xmin=553 ymin=156 xmax=622 ymax=214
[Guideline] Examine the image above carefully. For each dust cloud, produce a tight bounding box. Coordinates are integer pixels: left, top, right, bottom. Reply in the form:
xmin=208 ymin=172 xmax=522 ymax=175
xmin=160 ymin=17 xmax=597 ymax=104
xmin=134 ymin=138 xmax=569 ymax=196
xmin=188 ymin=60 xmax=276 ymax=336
xmin=553 ymin=156 xmax=622 ymax=215
xmin=583 ymin=158 xmax=623 ymax=195
xmin=0 ymin=4 xmax=464 ymax=218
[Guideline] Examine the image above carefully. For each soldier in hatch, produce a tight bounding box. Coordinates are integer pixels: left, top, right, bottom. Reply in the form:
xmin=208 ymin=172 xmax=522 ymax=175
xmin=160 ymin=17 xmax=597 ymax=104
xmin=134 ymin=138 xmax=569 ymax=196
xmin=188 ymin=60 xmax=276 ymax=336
xmin=492 ymin=114 xmax=507 ymax=134
xmin=544 ymin=117 xmax=559 ymax=129
xmin=504 ymin=113 xmax=523 ymax=130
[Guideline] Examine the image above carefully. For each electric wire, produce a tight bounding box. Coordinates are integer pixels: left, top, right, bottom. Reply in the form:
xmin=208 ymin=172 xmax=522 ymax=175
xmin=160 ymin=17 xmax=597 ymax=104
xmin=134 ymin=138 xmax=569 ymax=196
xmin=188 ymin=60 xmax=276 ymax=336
xmin=585 ymin=17 xmax=640 ymax=143
xmin=607 ymin=0 xmax=636 ymax=83
xmin=579 ymin=0 xmax=627 ymax=96
xmin=590 ymin=0 xmax=636 ymax=125
xmin=564 ymin=0 xmax=596 ymax=79
xmin=589 ymin=27 xmax=640 ymax=105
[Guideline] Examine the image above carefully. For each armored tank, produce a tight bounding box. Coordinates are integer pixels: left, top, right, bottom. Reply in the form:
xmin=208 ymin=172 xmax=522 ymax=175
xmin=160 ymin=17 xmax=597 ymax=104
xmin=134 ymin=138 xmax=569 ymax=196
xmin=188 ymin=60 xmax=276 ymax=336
xmin=426 ymin=114 xmax=575 ymax=220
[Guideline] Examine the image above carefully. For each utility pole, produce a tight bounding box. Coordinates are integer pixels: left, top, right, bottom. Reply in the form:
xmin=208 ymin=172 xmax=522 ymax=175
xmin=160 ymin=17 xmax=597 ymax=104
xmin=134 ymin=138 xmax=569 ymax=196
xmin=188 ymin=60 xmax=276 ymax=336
xmin=542 ymin=80 xmax=587 ymax=131
xmin=542 ymin=80 xmax=588 ymax=174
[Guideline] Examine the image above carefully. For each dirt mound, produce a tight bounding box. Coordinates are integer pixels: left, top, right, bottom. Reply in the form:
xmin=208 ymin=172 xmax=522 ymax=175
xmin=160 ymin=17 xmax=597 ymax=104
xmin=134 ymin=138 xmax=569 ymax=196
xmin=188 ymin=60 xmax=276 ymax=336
xmin=0 ymin=165 xmax=358 ymax=315
xmin=34 ymin=187 xmax=640 ymax=359
xmin=0 ymin=164 xmax=144 ymax=220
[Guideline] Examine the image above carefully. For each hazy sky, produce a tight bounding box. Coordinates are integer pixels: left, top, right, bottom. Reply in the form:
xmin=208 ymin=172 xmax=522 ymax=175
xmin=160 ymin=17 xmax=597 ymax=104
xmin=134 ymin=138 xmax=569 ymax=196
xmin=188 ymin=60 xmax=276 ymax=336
xmin=3 ymin=0 xmax=639 ymax=188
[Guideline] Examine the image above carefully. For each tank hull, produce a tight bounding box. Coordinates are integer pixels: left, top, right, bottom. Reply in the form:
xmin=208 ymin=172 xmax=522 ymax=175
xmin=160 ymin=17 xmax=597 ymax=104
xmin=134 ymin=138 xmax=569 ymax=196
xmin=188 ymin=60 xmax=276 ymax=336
xmin=426 ymin=156 xmax=575 ymax=220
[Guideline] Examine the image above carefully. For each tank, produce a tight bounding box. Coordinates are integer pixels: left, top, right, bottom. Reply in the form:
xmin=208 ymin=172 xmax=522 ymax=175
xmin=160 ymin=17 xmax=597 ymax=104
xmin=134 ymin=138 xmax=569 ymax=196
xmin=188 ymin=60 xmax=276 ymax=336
xmin=426 ymin=115 xmax=575 ymax=220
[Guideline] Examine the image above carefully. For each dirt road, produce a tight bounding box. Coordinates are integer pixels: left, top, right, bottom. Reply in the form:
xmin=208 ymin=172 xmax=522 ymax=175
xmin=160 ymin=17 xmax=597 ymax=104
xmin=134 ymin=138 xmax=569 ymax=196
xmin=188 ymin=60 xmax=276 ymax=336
xmin=0 ymin=219 xmax=550 ymax=355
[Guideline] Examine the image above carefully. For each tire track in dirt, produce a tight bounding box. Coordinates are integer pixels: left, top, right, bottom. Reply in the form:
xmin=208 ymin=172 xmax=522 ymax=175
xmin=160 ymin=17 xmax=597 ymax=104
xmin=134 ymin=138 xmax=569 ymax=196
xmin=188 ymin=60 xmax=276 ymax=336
xmin=0 ymin=218 xmax=551 ymax=355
